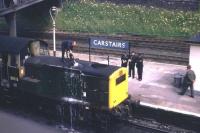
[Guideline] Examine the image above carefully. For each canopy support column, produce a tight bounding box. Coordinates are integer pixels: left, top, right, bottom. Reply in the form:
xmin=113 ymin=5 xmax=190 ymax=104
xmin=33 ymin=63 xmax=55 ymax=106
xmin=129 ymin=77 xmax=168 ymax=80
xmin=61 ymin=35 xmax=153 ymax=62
xmin=5 ymin=12 xmax=17 ymax=37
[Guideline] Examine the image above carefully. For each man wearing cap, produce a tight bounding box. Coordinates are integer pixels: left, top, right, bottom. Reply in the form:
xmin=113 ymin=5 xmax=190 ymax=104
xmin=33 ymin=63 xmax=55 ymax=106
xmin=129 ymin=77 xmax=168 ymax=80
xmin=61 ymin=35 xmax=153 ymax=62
xmin=136 ymin=53 xmax=143 ymax=81
xmin=129 ymin=52 xmax=138 ymax=78
xmin=180 ymin=65 xmax=196 ymax=98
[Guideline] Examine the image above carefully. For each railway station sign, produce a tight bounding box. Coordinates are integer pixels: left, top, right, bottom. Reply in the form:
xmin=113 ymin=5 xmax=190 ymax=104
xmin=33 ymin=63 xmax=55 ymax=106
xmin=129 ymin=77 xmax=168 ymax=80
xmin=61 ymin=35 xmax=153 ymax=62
xmin=90 ymin=37 xmax=129 ymax=50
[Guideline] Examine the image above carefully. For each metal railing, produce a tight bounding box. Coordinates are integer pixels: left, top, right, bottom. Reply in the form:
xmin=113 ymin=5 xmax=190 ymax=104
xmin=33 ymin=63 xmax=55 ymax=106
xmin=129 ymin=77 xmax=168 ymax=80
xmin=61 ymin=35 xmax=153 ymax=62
xmin=0 ymin=0 xmax=36 ymax=10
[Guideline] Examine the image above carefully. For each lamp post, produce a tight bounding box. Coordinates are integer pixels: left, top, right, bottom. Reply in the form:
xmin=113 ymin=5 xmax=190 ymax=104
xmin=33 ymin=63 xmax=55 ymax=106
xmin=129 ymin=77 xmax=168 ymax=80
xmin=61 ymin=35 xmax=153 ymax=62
xmin=49 ymin=6 xmax=58 ymax=56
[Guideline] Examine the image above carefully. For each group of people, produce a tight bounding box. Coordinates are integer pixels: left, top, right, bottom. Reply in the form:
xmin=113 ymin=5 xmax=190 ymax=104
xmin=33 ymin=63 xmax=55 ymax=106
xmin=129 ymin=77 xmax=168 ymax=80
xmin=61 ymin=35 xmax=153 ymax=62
xmin=61 ymin=39 xmax=196 ymax=98
xmin=121 ymin=52 xmax=143 ymax=81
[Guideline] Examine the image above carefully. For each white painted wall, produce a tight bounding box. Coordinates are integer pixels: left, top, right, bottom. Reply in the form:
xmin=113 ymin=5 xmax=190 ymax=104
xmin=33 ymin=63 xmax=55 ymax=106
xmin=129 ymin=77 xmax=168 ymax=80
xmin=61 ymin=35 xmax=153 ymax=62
xmin=189 ymin=45 xmax=200 ymax=91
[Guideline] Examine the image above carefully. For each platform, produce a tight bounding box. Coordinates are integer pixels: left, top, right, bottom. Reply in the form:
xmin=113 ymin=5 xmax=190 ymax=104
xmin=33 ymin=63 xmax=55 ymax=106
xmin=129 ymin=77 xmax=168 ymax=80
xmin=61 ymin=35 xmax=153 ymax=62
xmin=63 ymin=52 xmax=200 ymax=118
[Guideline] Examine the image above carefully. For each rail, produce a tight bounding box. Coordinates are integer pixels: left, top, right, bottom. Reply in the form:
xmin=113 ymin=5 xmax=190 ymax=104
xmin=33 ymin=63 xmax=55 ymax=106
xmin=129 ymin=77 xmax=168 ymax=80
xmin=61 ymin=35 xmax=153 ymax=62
xmin=22 ymin=31 xmax=189 ymax=65
xmin=119 ymin=117 xmax=195 ymax=133
xmin=0 ymin=30 xmax=189 ymax=65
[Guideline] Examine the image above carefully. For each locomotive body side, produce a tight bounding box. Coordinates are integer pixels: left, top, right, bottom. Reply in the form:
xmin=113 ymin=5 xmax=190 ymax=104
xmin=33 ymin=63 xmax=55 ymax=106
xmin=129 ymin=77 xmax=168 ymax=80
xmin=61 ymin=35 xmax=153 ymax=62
xmin=21 ymin=56 xmax=128 ymax=110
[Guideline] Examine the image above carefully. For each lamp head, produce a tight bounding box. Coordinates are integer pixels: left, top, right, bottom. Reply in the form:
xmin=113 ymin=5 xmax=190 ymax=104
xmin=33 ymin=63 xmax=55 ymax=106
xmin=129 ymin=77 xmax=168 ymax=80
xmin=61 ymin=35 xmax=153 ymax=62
xmin=50 ymin=6 xmax=58 ymax=17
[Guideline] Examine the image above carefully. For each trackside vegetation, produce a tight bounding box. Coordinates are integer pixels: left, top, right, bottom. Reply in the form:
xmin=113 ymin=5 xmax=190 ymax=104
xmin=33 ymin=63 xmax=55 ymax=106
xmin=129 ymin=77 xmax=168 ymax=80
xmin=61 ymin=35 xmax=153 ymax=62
xmin=55 ymin=0 xmax=200 ymax=37
xmin=1 ymin=0 xmax=200 ymax=38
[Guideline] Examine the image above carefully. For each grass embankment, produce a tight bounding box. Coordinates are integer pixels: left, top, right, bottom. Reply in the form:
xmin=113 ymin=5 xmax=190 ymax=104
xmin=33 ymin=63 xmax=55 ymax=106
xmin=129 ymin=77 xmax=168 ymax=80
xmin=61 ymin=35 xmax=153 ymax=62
xmin=55 ymin=0 xmax=200 ymax=38
xmin=1 ymin=0 xmax=200 ymax=38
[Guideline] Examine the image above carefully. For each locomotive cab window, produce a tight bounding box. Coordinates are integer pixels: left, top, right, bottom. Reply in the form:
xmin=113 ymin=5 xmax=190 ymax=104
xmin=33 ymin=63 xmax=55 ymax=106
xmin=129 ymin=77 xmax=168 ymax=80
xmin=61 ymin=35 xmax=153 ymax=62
xmin=29 ymin=41 xmax=49 ymax=56
xmin=116 ymin=74 xmax=126 ymax=85
xmin=39 ymin=43 xmax=49 ymax=56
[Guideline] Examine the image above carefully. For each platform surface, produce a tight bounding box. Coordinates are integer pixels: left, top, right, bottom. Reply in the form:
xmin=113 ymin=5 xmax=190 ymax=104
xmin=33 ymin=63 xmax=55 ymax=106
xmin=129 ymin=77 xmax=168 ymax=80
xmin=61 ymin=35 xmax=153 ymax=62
xmin=69 ymin=52 xmax=200 ymax=117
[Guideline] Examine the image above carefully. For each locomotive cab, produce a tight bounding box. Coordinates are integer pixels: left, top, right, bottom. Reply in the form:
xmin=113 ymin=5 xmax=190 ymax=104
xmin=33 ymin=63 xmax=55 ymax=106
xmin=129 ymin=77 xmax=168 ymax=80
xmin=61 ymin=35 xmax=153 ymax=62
xmin=0 ymin=36 xmax=49 ymax=89
xmin=0 ymin=48 xmax=27 ymax=88
xmin=0 ymin=53 xmax=25 ymax=88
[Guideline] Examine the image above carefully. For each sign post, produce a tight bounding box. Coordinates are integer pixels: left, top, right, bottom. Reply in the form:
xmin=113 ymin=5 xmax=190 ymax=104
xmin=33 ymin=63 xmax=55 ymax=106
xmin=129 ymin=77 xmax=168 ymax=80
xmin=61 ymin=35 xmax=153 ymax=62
xmin=89 ymin=38 xmax=91 ymax=62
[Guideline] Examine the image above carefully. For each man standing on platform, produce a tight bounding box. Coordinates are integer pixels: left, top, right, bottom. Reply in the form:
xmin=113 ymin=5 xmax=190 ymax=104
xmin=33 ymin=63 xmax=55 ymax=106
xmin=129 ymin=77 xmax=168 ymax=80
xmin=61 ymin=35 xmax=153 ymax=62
xmin=121 ymin=54 xmax=128 ymax=67
xmin=129 ymin=52 xmax=138 ymax=78
xmin=136 ymin=53 xmax=143 ymax=81
xmin=180 ymin=65 xmax=196 ymax=98
xmin=61 ymin=39 xmax=76 ymax=62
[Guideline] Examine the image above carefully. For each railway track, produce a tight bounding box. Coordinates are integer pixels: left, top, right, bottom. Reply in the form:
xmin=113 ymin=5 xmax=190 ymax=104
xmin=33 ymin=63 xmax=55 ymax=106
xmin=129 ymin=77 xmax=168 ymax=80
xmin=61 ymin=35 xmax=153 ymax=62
xmin=0 ymin=104 xmax=195 ymax=133
xmin=18 ymin=31 xmax=189 ymax=65
xmin=0 ymin=30 xmax=190 ymax=65
xmin=120 ymin=117 xmax=195 ymax=133
xmin=0 ymin=94 xmax=198 ymax=133
xmin=46 ymin=39 xmax=189 ymax=65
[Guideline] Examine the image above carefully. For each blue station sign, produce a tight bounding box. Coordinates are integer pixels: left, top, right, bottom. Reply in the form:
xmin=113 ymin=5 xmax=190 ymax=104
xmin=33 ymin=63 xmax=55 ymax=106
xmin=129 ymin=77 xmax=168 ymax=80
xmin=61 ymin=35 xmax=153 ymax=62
xmin=90 ymin=37 xmax=129 ymax=50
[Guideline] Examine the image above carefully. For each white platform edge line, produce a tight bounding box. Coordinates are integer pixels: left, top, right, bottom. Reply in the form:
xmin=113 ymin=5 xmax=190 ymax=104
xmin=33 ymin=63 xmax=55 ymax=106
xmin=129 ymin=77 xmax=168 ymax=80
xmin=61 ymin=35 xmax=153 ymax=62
xmin=140 ymin=101 xmax=200 ymax=118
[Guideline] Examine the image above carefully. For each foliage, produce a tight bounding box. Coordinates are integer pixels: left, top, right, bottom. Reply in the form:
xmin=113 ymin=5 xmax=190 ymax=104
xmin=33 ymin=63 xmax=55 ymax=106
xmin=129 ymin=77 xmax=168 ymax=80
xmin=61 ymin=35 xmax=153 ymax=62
xmin=1 ymin=0 xmax=200 ymax=38
xmin=55 ymin=0 xmax=200 ymax=37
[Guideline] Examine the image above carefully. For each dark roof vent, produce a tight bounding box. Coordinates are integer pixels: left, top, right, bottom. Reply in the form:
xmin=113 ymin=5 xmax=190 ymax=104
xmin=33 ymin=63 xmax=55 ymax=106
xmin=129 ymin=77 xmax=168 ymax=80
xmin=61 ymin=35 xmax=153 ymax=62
xmin=91 ymin=63 xmax=108 ymax=68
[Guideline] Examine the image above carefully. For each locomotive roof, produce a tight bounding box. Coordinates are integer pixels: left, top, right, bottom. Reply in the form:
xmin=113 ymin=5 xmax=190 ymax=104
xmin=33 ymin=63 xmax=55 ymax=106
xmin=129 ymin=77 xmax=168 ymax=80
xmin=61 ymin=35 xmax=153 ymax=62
xmin=0 ymin=35 xmax=32 ymax=54
xmin=0 ymin=35 xmax=49 ymax=54
xmin=25 ymin=56 xmax=120 ymax=78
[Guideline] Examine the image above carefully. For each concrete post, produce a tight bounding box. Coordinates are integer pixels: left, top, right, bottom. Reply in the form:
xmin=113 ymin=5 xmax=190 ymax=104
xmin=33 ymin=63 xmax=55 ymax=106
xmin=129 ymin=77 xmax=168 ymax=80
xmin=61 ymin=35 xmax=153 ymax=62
xmin=5 ymin=12 xmax=17 ymax=37
xmin=53 ymin=20 xmax=56 ymax=56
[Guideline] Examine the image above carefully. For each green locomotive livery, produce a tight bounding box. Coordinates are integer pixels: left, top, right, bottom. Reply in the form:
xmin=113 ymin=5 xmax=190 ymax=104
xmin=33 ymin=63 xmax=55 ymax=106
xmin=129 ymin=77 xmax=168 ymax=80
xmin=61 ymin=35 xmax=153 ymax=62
xmin=0 ymin=35 xmax=128 ymax=125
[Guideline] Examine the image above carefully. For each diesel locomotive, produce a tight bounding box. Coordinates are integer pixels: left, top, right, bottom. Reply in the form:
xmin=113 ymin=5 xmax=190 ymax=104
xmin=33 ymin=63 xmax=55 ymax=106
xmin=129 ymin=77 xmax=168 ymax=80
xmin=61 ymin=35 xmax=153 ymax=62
xmin=0 ymin=35 xmax=129 ymax=125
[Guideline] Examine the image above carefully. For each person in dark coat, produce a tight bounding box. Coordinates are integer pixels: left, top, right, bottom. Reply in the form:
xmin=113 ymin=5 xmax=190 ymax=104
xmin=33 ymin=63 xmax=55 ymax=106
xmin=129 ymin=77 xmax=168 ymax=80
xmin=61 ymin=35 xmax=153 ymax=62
xmin=136 ymin=53 xmax=143 ymax=81
xmin=129 ymin=52 xmax=138 ymax=78
xmin=121 ymin=54 xmax=128 ymax=67
xmin=179 ymin=65 xmax=196 ymax=98
xmin=61 ymin=40 xmax=76 ymax=61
